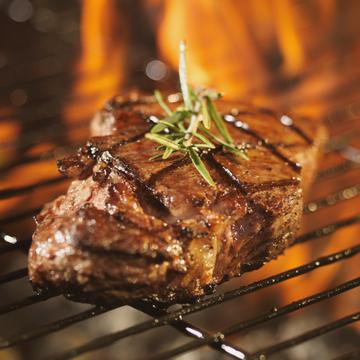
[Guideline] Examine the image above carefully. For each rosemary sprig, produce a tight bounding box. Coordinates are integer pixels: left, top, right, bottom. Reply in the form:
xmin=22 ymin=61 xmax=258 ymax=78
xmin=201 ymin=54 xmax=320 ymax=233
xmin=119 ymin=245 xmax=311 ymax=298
xmin=145 ymin=41 xmax=249 ymax=186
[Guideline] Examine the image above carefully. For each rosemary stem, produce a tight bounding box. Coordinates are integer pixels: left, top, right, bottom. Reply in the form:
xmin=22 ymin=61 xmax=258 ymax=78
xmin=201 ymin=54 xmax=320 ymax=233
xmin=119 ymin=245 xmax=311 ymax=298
xmin=185 ymin=100 xmax=202 ymax=146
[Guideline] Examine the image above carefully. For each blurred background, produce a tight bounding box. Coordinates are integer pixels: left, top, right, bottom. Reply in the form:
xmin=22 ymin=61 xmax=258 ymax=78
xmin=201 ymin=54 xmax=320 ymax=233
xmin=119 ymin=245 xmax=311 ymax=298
xmin=1 ymin=1 xmax=360 ymax=359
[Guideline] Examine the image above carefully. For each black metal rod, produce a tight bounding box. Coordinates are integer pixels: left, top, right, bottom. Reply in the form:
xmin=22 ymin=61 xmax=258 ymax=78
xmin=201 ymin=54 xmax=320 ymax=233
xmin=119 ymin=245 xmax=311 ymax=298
xmin=292 ymin=213 xmax=360 ymax=245
xmin=0 ymin=208 xmax=42 ymax=226
xmin=141 ymin=278 xmax=360 ymax=360
xmin=132 ymin=302 xmax=249 ymax=360
xmin=0 ymin=267 xmax=27 ymax=285
xmin=247 ymin=312 xmax=360 ymax=360
xmin=303 ymin=183 xmax=360 ymax=213
xmin=0 ymin=176 xmax=67 ymax=200
xmin=314 ymin=159 xmax=360 ymax=182
xmin=0 ymin=239 xmax=31 ymax=255
xmin=42 ymin=245 xmax=360 ymax=360
xmin=0 ymin=292 xmax=60 ymax=316
xmin=0 ymin=306 xmax=110 ymax=350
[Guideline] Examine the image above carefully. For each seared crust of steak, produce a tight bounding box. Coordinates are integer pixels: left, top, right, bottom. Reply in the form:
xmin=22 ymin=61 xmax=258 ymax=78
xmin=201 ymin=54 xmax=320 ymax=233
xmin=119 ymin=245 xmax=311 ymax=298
xmin=28 ymin=90 xmax=326 ymax=305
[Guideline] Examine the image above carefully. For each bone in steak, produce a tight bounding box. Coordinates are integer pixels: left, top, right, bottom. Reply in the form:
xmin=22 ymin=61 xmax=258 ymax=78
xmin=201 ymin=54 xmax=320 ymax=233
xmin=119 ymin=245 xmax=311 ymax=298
xmin=28 ymin=90 xmax=326 ymax=305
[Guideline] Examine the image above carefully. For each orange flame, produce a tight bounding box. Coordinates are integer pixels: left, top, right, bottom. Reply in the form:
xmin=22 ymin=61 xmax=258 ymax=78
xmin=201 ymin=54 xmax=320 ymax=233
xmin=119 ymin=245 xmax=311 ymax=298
xmin=64 ymin=0 xmax=129 ymax=125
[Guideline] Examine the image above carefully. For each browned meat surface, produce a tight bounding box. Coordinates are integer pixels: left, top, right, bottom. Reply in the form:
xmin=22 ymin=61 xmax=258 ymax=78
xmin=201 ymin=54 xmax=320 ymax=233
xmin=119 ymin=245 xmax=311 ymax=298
xmin=28 ymin=90 xmax=326 ymax=305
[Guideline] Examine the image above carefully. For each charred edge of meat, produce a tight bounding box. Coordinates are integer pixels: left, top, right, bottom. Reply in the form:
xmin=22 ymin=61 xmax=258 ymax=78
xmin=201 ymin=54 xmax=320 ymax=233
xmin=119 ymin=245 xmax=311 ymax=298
xmin=57 ymin=147 xmax=95 ymax=180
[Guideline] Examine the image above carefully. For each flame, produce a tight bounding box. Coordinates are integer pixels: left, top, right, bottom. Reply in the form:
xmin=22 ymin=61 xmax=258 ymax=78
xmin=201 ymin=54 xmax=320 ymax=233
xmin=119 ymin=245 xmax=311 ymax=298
xmin=64 ymin=0 xmax=129 ymax=125
xmin=155 ymin=0 xmax=353 ymax=103
xmin=156 ymin=0 xmax=270 ymax=99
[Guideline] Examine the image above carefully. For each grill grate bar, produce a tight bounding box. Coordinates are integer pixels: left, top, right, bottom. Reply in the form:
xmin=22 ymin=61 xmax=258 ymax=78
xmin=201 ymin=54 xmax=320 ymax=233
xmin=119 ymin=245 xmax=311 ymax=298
xmin=0 ymin=238 xmax=31 ymax=255
xmin=0 ymin=267 xmax=27 ymax=285
xmin=303 ymin=184 xmax=360 ymax=213
xmin=322 ymin=130 xmax=360 ymax=153
xmin=292 ymin=213 xmax=360 ymax=245
xmin=138 ymin=279 xmax=360 ymax=360
xmin=0 ymin=118 xmax=90 ymax=157
xmin=247 ymin=312 xmax=360 ymax=360
xmin=0 ymin=208 xmax=42 ymax=226
xmin=0 ymin=306 xmax=109 ymax=350
xmin=0 ymin=292 xmax=60 ymax=316
xmin=0 ymin=176 xmax=67 ymax=201
xmin=314 ymin=159 xmax=360 ymax=182
xmin=0 ymin=139 xmax=86 ymax=173
xmin=40 ymin=246 xmax=360 ymax=360
xmin=0 ymin=75 xmax=73 ymax=113
xmin=131 ymin=302 xmax=249 ymax=360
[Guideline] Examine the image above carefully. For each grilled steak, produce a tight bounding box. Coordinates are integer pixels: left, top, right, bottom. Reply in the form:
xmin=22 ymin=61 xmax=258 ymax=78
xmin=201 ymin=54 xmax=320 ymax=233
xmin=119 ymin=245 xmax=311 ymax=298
xmin=28 ymin=90 xmax=326 ymax=305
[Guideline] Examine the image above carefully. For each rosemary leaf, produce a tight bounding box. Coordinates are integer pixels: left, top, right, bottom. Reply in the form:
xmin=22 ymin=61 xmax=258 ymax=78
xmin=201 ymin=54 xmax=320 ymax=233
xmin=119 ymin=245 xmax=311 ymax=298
xmin=201 ymin=98 xmax=211 ymax=129
xmin=163 ymin=146 xmax=174 ymax=159
xmin=184 ymin=111 xmax=201 ymax=147
xmin=179 ymin=40 xmax=193 ymax=111
xmin=192 ymin=132 xmax=215 ymax=148
xmin=154 ymin=89 xmax=173 ymax=116
xmin=199 ymin=124 xmax=250 ymax=161
xmin=192 ymin=144 xmax=216 ymax=148
xmin=166 ymin=134 xmax=185 ymax=139
xmin=151 ymin=111 xmax=189 ymax=133
xmin=189 ymin=87 xmax=200 ymax=102
xmin=189 ymin=147 xmax=215 ymax=186
xmin=208 ymin=92 xmax=224 ymax=99
xmin=149 ymin=153 xmax=165 ymax=161
xmin=178 ymin=122 xmax=187 ymax=133
xmin=206 ymin=96 xmax=233 ymax=143
xmin=155 ymin=120 xmax=183 ymax=133
xmin=145 ymin=133 xmax=184 ymax=151
xmin=224 ymin=144 xmax=250 ymax=161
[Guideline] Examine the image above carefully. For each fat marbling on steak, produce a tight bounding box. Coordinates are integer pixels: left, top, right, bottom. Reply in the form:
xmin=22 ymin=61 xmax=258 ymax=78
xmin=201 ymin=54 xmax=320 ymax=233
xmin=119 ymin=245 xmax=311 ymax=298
xmin=28 ymin=90 xmax=326 ymax=305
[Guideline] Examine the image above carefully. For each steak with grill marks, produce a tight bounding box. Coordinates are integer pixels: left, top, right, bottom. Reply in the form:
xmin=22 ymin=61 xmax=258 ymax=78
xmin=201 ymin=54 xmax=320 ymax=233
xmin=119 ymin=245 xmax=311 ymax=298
xmin=28 ymin=90 xmax=326 ymax=305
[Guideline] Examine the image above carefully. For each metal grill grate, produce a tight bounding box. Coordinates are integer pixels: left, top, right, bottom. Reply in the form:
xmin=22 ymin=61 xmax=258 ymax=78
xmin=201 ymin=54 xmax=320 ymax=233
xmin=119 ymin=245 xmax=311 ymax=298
xmin=1 ymin=1 xmax=360 ymax=360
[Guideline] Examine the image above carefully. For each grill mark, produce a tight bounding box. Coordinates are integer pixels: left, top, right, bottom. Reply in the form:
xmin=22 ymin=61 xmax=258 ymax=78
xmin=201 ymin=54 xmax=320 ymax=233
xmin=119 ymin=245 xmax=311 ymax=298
xmin=258 ymin=107 xmax=313 ymax=144
xmin=146 ymin=155 xmax=192 ymax=188
xmin=88 ymin=131 xmax=148 ymax=159
xmin=100 ymin=151 xmax=170 ymax=217
xmin=111 ymin=131 xmax=148 ymax=150
xmin=205 ymin=152 xmax=300 ymax=196
xmin=204 ymin=152 xmax=248 ymax=195
xmin=204 ymin=152 xmax=279 ymax=221
xmin=227 ymin=118 xmax=302 ymax=174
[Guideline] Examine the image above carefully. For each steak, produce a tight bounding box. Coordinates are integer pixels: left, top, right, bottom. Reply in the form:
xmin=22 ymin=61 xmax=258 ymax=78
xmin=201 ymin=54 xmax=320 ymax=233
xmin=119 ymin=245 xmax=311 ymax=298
xmin=28 ymin=89 xmax=326 ymax=305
